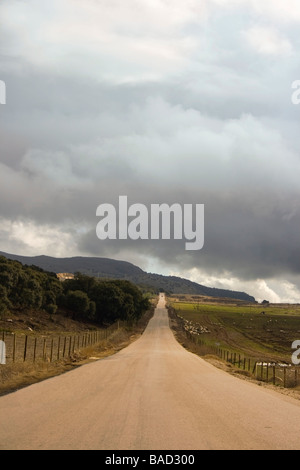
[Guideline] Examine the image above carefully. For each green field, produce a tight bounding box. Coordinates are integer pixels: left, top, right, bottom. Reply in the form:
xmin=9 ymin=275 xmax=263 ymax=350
xmin=168 ymin=298 xmax=300 ymax=362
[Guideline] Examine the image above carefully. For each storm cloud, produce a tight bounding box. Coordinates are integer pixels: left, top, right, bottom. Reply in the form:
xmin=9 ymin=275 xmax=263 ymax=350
xmin=1 ymin=0 xmax=300 ymax=302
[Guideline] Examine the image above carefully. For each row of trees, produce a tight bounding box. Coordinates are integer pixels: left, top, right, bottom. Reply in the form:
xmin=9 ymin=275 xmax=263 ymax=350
xmin=61 ymin=274 xmax=150 ymax=324
xmin=0 ymin=256 xmax=150 ymax=325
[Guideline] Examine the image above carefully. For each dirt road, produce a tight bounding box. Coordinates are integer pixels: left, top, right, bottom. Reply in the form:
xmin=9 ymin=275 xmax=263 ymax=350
xmin=1 ymin=294 xmax=300 ymax=450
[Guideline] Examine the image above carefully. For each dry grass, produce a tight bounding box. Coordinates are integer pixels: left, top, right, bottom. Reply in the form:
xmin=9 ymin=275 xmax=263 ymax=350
xmin=0 ymin=360 xmax=77 ymax=396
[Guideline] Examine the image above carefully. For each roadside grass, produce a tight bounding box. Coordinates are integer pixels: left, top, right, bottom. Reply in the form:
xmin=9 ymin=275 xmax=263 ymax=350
xmin=168 ymin=297 xmax=300 ymax=362
xmin=0 ymin=307 xmax=154 ymax=397
xmin=168 ymin=303 xmax=300 ymax=399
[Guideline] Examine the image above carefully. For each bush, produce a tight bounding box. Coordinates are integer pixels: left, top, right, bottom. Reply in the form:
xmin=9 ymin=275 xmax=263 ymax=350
xmin=45 ymin=304 xmax=58 ymax=315
xmin=90 ymin=282 xmax=125 ymax=324
xmin=64 ymin=290 xmax=91 ymax=319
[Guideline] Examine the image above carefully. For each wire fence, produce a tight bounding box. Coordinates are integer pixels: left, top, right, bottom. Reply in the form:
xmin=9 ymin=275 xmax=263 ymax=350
xmin=0 ymin=322 xmax=123 ymax=364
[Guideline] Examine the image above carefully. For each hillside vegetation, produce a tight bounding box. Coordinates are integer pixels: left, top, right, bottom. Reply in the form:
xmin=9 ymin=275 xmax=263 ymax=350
xmin=0 ymin=255 xmax=150 ymax=328
xmin=0 ymin=251 xmax=255 ymax=302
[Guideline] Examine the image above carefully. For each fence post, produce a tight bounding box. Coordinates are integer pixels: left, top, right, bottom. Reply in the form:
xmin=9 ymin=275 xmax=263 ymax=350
xmin=23 ymin=336 xmax=28 ymax=362
xmin=43 ymin=338 xmax=47 ymax=362
xmin=63 ymin=337 xmax=67 ymax=358
xmin=295 ymin=368 xmax=298 ymax=388
xmin=273 ymin=365 xmax=276 ymax=385
xmin=57 ymin=337 xmax=61 ymax=361
xmin=13 ymin=334 xmax=16 ymax=362
xmin=50 ymin=339 xmax=54 ymax=363
xmin=68 ymin=336 xmax=72 ymax=357
xmin=33 ymin=337 xmax=37 ymax=363
xmin=284 ymin=367 xmax=287 ymax=388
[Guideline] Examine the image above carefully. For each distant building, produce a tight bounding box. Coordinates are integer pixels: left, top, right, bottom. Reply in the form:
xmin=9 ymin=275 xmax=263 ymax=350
xmin=57 ymin=273 xmax=75 ymax=282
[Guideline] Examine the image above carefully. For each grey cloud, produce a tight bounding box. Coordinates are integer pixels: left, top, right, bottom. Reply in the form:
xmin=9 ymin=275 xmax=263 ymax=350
xmin=76 ymin=187 xmax=300 ymax=283
xmin=1 ymin=1 xmax=300 ymax=300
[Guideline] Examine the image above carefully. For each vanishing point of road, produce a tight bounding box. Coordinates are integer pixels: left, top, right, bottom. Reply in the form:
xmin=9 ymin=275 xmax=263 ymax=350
xmin=1 ymin=294 xmax=300 ymax=450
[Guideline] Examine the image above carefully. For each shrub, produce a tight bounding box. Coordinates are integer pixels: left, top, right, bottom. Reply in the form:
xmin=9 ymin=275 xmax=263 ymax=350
xmin=45 ymin=304 xmax=58 ymax=315
xmin=64 ymin=290 xmax=91 ymax=319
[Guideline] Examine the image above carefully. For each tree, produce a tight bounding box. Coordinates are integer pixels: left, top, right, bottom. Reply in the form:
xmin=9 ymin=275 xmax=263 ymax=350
xmin=63 ymin=273 xmax=97 ymax=296
xmin=64 ymin=290 xmax=91 ymax=319
xmin=110 ymin=280 xmax=150 ymax=320
xmin=0 ymin=285 xmax=10 ymax=317
xmin=90 ymin=282 xmax=125 ymax=324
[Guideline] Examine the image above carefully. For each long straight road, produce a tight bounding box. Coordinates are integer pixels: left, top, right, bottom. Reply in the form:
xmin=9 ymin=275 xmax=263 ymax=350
xmin=1 ymin=295 xmax=300 ymax=450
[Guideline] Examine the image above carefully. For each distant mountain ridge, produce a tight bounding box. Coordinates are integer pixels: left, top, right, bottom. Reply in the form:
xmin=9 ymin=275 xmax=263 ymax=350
xmin=0 ymin=251 xmax=255 ymax=302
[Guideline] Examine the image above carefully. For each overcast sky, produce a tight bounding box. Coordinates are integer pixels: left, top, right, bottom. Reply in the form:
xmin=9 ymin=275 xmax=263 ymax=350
xmin=1 ymin=0 xmax=300 ymax=302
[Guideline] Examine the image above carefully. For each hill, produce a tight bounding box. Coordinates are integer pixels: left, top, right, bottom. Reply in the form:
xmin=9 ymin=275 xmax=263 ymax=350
xmin=0 ymin=251 xmax=255 ymax=302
